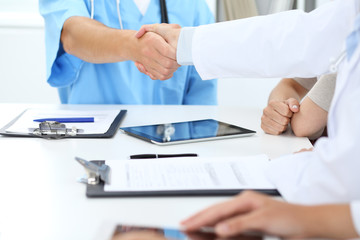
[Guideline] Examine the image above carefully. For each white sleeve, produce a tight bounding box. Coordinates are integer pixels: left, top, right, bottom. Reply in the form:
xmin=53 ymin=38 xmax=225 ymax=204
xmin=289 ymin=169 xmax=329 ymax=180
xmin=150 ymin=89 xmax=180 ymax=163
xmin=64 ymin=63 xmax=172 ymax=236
xmin=177 ymin=27 xmax=196 ymax=65
xmin=191 ymin=0 xmax=357 ymax=80
xmin=351 ymin=201 xmax=360 ymax=237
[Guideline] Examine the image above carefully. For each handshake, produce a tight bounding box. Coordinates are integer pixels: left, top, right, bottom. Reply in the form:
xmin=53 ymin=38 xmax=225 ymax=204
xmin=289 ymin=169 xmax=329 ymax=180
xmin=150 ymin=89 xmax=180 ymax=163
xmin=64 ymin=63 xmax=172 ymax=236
xmin=133 ymin=24 xmax=182 ymax=81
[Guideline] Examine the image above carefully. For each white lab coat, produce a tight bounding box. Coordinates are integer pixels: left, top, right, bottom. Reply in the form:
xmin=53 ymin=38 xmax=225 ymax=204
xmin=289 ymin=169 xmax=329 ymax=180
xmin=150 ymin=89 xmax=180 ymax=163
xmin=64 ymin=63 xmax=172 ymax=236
xmin=191 ymin=0 xmax=360 ymax=234
xmin=267 ymin=34 xmax=360 ymax=235
xmin=192 ymin=0 xmax=356 ymax=80
xmin=267 ymin=37 xmax=360 ymax=203
xmin=191 ymin=0 xmax=360 ymax=203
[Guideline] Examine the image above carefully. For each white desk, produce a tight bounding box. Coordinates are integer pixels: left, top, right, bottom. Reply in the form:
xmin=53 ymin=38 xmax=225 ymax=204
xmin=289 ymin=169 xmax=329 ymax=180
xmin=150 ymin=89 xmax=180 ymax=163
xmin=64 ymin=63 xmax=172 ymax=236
xmin=0 ymin=104 xmax=312 ymax=240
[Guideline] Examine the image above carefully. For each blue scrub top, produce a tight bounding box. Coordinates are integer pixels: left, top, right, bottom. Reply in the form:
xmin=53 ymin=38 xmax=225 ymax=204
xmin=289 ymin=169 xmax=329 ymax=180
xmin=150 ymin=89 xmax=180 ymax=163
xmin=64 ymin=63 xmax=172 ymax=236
xmin=39 ymin=0 xmax=217 ymax=105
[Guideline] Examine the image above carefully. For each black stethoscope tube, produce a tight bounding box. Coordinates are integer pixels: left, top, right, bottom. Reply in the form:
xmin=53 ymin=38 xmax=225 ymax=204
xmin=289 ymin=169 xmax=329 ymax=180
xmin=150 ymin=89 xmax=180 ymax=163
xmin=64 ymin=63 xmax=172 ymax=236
xmin=160 ymin=0 xmax=169 ymax=23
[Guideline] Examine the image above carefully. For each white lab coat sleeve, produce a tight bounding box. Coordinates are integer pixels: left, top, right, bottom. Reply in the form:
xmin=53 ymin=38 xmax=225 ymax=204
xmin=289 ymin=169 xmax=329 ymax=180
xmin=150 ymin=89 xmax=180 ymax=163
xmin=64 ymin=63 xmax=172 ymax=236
xmin=177 ymin=27 xmax=196 ymax=65
xmin=265 ymin=150 xmax=355 ymax=205
xmin=351 ymin=201 xmax=360 ymax=236
xmin=191 ymin=0 xmax=356 ymax=80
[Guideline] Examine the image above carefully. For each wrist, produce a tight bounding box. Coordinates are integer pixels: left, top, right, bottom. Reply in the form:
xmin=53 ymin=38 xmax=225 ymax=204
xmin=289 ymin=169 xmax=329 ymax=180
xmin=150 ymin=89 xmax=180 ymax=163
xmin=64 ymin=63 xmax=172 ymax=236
xmin=114 ymin=30 xmax=138 ymax=61
xmin=170 ymin=28 xmax=181 ymax=49
xmin=304 ymin=205 xmax=358 ymax=239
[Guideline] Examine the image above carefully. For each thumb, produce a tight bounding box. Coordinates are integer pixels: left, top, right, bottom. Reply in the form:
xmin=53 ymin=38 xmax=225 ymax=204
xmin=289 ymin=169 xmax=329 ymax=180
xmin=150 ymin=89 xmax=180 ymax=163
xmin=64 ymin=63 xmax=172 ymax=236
xmin=286 ymin=98 xmax=300 ymax=113
xmin=135 ymin=25 xmax=155 ymax=38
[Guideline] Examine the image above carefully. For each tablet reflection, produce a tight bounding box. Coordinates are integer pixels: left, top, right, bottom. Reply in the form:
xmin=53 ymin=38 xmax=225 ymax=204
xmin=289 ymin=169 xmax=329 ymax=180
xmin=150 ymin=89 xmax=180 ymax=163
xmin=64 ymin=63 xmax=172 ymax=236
xmin=111 ymin=225 xmax=263 ymax=240
xmin=131 ymin=119 xmax=219 ymax=143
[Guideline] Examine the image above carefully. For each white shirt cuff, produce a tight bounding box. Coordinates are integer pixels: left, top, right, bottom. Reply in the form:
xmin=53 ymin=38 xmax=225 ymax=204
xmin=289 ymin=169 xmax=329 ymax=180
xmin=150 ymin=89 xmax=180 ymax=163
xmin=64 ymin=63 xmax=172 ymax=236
xmin=351 ymin=201 xmax=360 ymax=237
xmin=177 ymin=27 xmax=195 ymax=65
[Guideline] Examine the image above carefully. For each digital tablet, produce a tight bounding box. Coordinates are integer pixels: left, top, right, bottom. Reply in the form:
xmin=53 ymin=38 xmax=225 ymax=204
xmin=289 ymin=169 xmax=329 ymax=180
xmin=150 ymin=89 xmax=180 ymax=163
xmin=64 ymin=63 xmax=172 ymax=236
xmin=120 ymin=119 xmax=256 ymax=145
xmin=97 ymin=223 xmax=266 ymax=240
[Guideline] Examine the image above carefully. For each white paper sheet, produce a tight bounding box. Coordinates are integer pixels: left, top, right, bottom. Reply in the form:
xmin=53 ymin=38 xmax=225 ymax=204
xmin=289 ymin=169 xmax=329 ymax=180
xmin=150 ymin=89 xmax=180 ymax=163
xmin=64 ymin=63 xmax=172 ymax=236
xmin=6 ymin=109 xmax=120 ymax=134
xmin=104 ymin=154 xmax=274 ymax=192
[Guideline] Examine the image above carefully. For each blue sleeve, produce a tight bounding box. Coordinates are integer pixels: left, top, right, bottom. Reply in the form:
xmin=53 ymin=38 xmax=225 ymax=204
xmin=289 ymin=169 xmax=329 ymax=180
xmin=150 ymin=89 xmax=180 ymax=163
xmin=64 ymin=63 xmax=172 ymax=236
xmin=39 ymin=0 xmax=89 ymax=88
xmin=184 ymin=0 xmax=217 ymax=105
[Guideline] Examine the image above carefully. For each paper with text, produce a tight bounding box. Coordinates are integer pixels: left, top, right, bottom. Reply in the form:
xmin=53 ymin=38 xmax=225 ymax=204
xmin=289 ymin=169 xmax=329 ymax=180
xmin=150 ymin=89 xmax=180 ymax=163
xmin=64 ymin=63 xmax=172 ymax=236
xmin=104 ymin=154 xmax=274 ymax=192
xmin=6 ymin=109 xmax=120 ymax=134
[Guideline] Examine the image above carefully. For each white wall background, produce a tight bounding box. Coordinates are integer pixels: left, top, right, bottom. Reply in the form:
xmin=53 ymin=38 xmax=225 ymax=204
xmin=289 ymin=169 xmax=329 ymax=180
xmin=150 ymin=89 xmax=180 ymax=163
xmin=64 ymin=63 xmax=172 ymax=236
xmin=0 ymin=0 xmax=58 ymax=104
xmin=0 ymin=25 xmax=59 ymax=104
xmin=0 ymin=0 xmax=329 ymax=107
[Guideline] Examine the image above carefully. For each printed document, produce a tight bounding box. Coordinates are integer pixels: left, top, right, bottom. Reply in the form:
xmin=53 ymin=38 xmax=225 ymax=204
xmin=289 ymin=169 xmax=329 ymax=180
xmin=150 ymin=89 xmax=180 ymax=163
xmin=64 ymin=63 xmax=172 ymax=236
xmin=104 ymin=154 xmax=274 ymax=192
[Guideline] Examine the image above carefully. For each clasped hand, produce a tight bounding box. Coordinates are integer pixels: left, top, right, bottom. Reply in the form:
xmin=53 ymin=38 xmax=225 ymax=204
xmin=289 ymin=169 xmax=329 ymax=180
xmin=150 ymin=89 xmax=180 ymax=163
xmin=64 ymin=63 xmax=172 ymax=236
xmin=134 ymin=24 xmax=182 ymax=80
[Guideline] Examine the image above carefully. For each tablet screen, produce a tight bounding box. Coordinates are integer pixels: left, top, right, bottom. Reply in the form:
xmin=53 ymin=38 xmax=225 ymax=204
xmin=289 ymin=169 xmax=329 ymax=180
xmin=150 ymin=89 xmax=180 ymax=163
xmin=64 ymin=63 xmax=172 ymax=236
xmin=111 ymin=224 xmax=264 ymax=240
xmin=120 ymin=119 xmax=256 ymax=145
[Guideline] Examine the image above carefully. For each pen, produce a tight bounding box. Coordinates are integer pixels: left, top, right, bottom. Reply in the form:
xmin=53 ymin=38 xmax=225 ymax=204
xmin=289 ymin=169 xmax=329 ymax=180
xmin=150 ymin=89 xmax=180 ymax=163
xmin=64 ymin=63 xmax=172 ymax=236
xmin=33 ymin=117 xmax=95 ymax=123
xmin=130 ymin=153 xmax=198 ymax=159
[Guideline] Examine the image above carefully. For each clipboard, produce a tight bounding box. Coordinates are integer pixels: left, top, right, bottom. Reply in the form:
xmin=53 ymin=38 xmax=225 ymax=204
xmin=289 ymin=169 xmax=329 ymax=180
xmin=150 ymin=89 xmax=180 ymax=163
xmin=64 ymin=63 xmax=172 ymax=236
xmin=0 ymin=109 xmax=127 ymax=139
xmin=84 ymin=161 xmax=280 ymax=198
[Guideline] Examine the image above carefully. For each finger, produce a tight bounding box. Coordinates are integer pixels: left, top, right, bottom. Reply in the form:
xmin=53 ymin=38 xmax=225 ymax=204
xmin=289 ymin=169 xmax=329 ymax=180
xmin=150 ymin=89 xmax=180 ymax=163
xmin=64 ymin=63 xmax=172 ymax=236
xmin=261 ymin=120 xmax=287 ymax=135
xmin=146 ymin=35 xmax=177 ymax=65
xmin=286 ymin=98 xmax=300 ymax=113
xmin=155 ymin=23 xmax=181 ymax=36
xmin=155 ymin=41 xmax=177 ymax=61
xmin=262 ymin=108 xmax=290 ymax=129
xmin=135 ymin=24 xmax=156 ymax=38
xmin=261 ymin=111 xmax=286 ymax=135
xmin=141 ymin=50 xmax=177 ymax=80
xmin=261 ymin=121 xmax=284 ymax=135
xmin=145 ymin=61 xmax=176 ymax=80
xmin=135 ymin=24 xmax=169 ymax=39
xmin=137 ymin=33 xmax=179 ymax=79
xmin=134 ymin=62 xmax=156 ymax=79
xmin=136 ymin=64 xmax=166 ymax=80
xmin=134 ymin=62 xmax=147 ymax=74
xmin=270 ymin=101 xmax=293 ymax=118
xmin=214 ymin=211 xmax=266 ymax=238
xmin=182 ymin=194 xmax=255 ymax=231
xmin=156 ymin=47 xmax=178 ymax=65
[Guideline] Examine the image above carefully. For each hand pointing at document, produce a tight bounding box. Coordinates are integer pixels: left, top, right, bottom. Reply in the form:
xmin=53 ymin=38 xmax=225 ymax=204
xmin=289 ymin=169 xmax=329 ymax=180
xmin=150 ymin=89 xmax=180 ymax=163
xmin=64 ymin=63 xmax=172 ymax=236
xmin=135 ymin=24 xmax=182 ymax=79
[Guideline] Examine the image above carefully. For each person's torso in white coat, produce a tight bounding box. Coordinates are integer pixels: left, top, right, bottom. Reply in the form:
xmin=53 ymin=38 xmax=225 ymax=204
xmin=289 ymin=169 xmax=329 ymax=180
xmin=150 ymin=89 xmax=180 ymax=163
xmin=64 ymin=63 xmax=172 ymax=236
xmin=184 ymin=0 xmax=360 ymax=204
xmin=183 ymin=0 xmax=360 ymax=234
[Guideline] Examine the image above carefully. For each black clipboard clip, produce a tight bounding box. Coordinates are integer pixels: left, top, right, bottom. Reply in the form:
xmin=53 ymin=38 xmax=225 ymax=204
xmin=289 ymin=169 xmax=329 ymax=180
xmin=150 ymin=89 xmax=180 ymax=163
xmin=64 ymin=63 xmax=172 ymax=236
xmin=75 ymin=157 xmax=110 ymax=185
xmin=31 ymin=121 xmax=83 ymax=139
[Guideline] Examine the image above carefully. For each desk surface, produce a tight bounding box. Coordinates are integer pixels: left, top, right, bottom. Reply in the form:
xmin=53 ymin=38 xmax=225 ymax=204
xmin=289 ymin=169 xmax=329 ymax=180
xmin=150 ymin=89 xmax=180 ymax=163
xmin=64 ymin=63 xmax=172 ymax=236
xmin=0 ymin=104 xmax=312 ymax=240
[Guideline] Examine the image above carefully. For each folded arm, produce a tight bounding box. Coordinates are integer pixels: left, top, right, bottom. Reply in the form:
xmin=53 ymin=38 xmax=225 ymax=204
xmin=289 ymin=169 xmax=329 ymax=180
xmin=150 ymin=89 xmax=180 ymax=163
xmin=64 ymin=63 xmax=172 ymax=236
xmin=261 ymin=78 xmax=307 ymax=135
xmin=291 ymin=97 xmax=328 ymax=138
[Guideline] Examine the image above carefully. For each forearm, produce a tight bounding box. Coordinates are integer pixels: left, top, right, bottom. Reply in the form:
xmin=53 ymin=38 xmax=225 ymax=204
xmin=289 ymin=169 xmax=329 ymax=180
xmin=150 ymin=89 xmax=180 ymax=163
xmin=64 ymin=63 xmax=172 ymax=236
xmin=61 ymin=16 xmax=136 ymax=63
xmin=268 ymin=78 xmax=307 ymax=102
xmin=303 ymin=204 xmax=359 ymax=239
xmin=291 ymin=97 xmax=327 ymax=137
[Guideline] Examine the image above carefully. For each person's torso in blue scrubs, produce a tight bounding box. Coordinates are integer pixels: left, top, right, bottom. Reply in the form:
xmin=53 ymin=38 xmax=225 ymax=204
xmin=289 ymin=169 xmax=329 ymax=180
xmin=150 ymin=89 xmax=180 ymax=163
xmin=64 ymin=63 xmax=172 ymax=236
xmin=39 ymin=0 xmax=217 ymax=105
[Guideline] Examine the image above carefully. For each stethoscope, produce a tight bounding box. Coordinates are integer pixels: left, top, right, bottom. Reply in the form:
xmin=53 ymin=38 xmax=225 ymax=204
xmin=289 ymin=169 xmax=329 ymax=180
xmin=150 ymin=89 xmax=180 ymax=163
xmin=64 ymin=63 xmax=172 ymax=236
xmin=329 ymin=50 xmax=346 ymax=73
xmin=90 ymin=0 xmax=169 ymax=30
